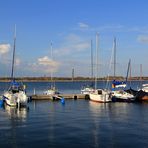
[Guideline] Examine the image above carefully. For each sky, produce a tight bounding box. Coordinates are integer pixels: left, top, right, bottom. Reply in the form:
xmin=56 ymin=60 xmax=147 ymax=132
xmin=0 ymin=0 xmax=148 ymax=77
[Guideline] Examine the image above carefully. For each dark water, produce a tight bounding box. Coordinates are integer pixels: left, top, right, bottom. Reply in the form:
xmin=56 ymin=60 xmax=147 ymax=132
xmin=0 ymin=80 xmax=144 ymax=95
xmin=0 ymin=81 xmax=148 ymax=148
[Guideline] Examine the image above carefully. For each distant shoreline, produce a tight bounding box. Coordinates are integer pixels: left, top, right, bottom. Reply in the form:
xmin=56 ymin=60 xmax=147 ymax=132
xmin=0 ymin=76 xmax=147 ymax=82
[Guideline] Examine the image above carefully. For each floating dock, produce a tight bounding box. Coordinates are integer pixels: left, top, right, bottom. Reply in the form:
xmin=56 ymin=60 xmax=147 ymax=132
xmin=30 ymin=94 xmax=89 ymax=100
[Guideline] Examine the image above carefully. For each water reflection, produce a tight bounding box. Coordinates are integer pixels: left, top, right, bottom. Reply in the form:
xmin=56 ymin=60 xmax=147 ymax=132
xmin=4 ymin=104 xmax=29 ymax=121
xmin=88 ymin=101 xmax=111 ymax=119
xmin=88 ymin=102 xmax=110 ymax=147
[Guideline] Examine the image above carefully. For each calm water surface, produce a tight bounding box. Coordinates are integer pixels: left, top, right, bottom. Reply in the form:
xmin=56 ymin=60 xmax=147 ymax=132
xmin=0 ymin=81 xmax=148 ymax=147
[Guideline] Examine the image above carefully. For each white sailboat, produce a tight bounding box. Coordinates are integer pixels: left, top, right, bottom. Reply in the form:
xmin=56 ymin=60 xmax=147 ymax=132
xmin=81 ymin=40 xmax=95 ymax=94
xmin=3 ymin=27 xmax=28 ymax=107
xmin=44 ymin=42 xmax=59 ymax=95
xmin=89 ymin=33 xmax=111 ymax=103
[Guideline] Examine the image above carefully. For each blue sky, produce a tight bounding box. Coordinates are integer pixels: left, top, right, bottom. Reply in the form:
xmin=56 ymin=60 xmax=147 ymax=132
xmin=0 ymin=0 xmax=148 ymax=77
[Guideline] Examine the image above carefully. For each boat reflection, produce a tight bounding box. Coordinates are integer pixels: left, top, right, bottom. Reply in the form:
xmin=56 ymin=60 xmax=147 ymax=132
xmin=88 ymin=101 xmax=109 ymax=147
xmin=89 ymin=101 xmax=110 ymax=114
xmin=89 ymin=101 xmax=131 ymax=122
xmin=4 ymin=104 xmax=29 ymax=121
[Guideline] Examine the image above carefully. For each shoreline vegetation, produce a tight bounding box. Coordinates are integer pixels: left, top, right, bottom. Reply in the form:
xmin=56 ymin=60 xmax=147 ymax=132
xmin=0 ymin=76 xmax=147 ymax=82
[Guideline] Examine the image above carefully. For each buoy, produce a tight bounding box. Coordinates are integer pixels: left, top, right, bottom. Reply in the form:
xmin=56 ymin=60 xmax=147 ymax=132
xmin=60 ymin=98 xmax=65 ymax=104
xmin=0 ymin=99 xmax=4 ymax=107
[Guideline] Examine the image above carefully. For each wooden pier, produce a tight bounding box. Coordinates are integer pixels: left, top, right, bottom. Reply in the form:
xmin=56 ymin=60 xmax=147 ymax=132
xmin=30 ymin=94 xmax=89 ymax=100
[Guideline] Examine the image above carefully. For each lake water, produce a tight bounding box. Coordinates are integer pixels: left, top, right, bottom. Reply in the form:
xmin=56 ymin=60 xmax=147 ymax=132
xmin=0 ymin=81 xmax=148 ymax=147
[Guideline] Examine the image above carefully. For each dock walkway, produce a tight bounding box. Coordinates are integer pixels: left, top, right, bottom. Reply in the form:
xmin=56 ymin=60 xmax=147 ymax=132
xmin=30 ymin=94 xmax=88 ymax=100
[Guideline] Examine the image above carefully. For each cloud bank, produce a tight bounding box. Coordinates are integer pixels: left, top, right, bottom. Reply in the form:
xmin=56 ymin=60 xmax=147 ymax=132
xmin=28 ymin=56 xmax=60 ymax=75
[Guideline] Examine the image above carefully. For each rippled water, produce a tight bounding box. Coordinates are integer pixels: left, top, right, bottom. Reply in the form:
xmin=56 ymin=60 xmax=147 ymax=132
xmin=0 ymin=81 xmax=148 ymax=147
xmin=1 ymin=100 xmax=148 ymax=147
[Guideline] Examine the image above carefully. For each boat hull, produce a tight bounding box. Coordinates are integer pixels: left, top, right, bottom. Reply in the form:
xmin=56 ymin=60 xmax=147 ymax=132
xmin=3 ymin=93 xmax=17 ymax=106
xmin=111 ymin=90 xmax=135 ymax=102
xmin=89 ymin=89 xmax=111 ymax=103
xmin=3 ymin=91 xmax=28 ymax=107
xmin=111 ymin=96 xmax=134 ymax=102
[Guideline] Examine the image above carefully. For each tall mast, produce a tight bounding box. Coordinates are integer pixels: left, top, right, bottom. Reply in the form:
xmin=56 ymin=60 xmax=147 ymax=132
xmin=72 ymin=68 xmax=74 ymax=81
xmin=91 ymin=39 xmax=94 ymax=83
xmin=113 ymin=37 xmax=116 ymax=79
xmin=140 ymin=64 xmax=142 ymax=81
xmin=50 ymin=42 xmax=53 ymax=84
xmin=125 ymin=59 xmax=131 ymax=83
xmin=129 ymin=60 xmax=132 ymax=87
xmin=95 ymin=32 xmax=99 ymax=90
xmin=11 ymin=25 xmax=16 ymax=80
xmin=140 ymin=64 xmax=143 ymax=88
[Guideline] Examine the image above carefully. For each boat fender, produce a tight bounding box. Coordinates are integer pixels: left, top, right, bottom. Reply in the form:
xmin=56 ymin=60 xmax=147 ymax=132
xmin=0 ymin=99 xmax=4 ymax=107
xmin=61 ymin=98 xmax=65 ymax=104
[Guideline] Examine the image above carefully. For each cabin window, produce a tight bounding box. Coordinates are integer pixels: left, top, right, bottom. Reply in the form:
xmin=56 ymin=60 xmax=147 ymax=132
xmin=98 ymin=90 xmax=102 ymax=94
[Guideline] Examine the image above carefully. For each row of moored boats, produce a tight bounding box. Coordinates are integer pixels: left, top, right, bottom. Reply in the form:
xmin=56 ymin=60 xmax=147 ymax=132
xmin=81 ymin=82 xmax=148 ymax=103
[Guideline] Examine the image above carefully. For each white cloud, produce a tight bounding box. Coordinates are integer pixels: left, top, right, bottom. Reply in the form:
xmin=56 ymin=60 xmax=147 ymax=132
xmin=137 ymin=35 xmax=148 ymax=43
xmin=129 ymin=26 xmax=148 ymax=33
xmin=75 ymin=23 xmax=148 ymax=34
xmin=74 ymin=23 xmax=125 ymax=32
xmin=54 ymin=33 xmax=90 ymax=56
xmin=54 ymin=41 xmax=90 ymax=56
xmin=38 ymin=56 xmax=52 ymax=65
xmin=29 ymin=56 xmax=60 ymax=74
xmin=0 ymin=44 xmax=10 ymax=55
xmin=75 ymin=42 xmax=90 ymax=51
xmin=78 ymin=22 xmax=89 ymax=29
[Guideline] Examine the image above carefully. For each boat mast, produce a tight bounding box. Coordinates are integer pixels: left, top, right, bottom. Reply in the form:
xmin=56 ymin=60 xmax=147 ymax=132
xmin=129 ymin=60 xmax=132 ymax=87
xmin=95 ymin=32 xmax=99 ymax=90
xmin=72 ymin=68 xmax=74 ymax=81
xmin=113 ymin=37 xmax=116 ymax=79
xmin=140 ymin=64 xmax=143 ymax=88
xmin=125 ymin=59 xmax=131 ymax=83
xmin=11 ymin=25 xmax=16 ymax=80
xmin=140 ymin=64 xmax=142 ymax=81
xmin=91 ymin=39 xmax=94 ymax=86
xmin=50 ymin=42 xmax=54 ymax=87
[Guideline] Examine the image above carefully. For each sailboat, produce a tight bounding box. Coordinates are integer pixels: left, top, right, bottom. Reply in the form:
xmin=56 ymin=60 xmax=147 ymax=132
xmin=3 ymin=27 xmax=28 ymax=107
xmin=89 ymin=33 xmax=111 ymax=103
xmin=44 ymin=42 xmax=59 ymax=95
xmin=81 ymin=40 xmax=95 ymax=94
xmin=138 ymin=64 xmax=148 ymax=92
xmin=111 ymin=38 xmax=135 ymax=102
